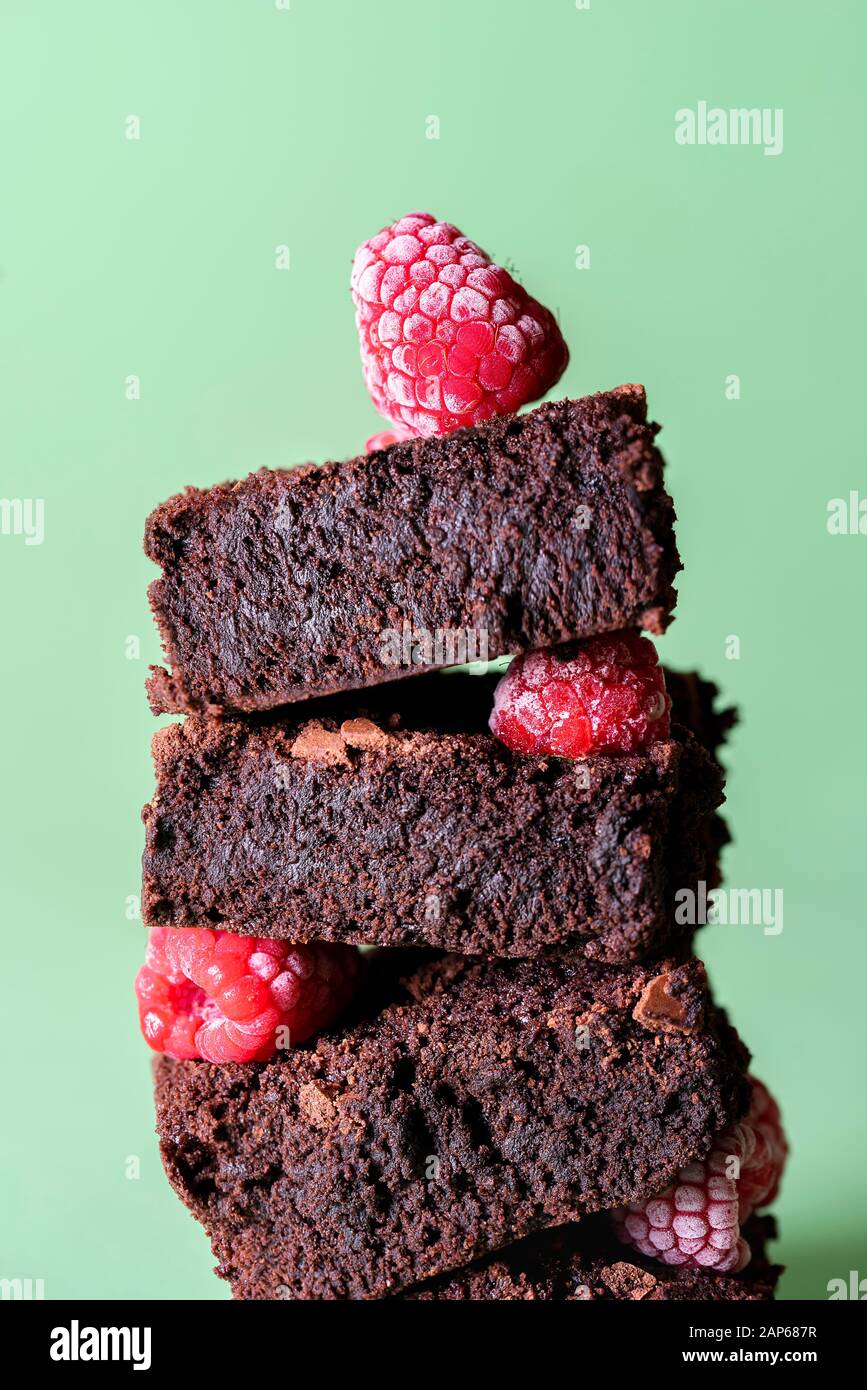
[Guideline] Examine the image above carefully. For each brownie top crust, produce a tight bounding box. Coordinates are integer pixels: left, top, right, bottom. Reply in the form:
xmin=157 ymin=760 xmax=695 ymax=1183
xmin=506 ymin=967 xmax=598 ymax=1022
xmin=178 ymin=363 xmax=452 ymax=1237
xmin=155 ymin=948 xmax=750 ymax=1299
xmin=145 ymin=386 xmax=680 ymax=714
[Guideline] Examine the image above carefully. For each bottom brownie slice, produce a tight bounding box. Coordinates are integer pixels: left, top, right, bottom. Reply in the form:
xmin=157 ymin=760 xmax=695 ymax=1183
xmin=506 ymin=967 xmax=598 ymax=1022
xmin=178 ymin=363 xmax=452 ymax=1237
xmin=154 ymin=949 xmax=750 ymax=1299
xmin=405 ymin=1215 xmax=781 ymax=1301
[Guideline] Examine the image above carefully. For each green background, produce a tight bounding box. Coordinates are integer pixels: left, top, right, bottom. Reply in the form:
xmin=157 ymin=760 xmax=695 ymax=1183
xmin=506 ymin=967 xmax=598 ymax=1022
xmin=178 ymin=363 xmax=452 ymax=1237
xmin=1 ymin=0 xmax=864 ymax=1301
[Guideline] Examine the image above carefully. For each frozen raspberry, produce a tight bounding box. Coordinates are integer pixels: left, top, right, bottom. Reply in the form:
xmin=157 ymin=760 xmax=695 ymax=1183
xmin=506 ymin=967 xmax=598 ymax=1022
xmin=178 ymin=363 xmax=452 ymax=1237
xmin=738 ymin=1077 xmax=788 ymax=1210
xmin=351 ymin=211 xmax=568 ymax=437
xmin=135 ymin=928 xmax=362 ymax=1063
xmin=612 ymin=1078 xmax=787 ymax=1273
xmin=489 ymin=631 xmax=670 ymax=758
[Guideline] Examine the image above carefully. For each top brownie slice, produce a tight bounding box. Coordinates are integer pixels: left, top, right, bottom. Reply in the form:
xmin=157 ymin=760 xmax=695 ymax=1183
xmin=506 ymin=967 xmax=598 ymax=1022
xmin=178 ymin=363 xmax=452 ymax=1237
xmin=145 ymin=386 xmax=680 ymax=715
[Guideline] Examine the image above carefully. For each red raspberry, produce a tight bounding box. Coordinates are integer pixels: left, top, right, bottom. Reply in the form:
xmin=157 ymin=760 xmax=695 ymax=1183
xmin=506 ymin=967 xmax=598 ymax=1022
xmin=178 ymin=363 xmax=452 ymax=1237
xmin=489 ymin=631 xmax=670 ymax=758
xmin=351 ymin=212 xmax=568 ymax=437
xmin=612 ymin=1078 xmax=788 ymax=1273
xmin=135 ymin=928 xmax=361 ymax=1063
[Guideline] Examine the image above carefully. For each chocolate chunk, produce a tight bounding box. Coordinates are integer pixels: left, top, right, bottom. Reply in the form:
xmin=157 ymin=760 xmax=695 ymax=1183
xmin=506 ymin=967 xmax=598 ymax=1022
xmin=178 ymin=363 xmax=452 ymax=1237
xmin=633 ymin=962 xmax=707 ymax=1034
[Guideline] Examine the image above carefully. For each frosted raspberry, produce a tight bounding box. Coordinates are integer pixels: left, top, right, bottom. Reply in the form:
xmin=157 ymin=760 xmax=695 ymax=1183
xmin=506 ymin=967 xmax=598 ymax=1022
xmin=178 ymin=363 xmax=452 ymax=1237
xmin=351 ymin=211 xmax=568 ymax=437
xmin=135 ymin=928 xmax=361 ymax=1062
xmin=612 ymin=1078 xmax=787 ymax=1273
xmin=738 ymin=1077 xmax=788 ymax=1210
xmin=489 ymin=631 xmax=670 ymax=758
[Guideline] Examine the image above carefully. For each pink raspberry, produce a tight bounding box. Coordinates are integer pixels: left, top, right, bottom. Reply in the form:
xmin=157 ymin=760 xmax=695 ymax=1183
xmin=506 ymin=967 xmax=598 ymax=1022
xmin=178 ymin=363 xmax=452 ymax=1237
xmin=738 ymin=1077 xmax=787 ymax=1211
xmin=135 ymin=928 xmax=361 ymax=1063
xmin=489 ymin=631 xmax=671 ymax=758
xmin=612 ymin=1078 xmax=788 ymax=1273
xmin=351 ymin=211 xmax=568 ymax=437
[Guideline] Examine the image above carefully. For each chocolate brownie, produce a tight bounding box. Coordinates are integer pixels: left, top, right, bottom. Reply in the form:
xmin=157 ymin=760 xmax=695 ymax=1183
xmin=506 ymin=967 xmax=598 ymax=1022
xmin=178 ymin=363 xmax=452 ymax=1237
xmin=145 ymin=386 xmax=680 ymax=715
xmin=154 ymin=950 xmax=751 ymax=1300
xmin=406 ymin=1216 xmax=781 ymax=1301
xmin=141 ymin=670 xmax=728 ymax=961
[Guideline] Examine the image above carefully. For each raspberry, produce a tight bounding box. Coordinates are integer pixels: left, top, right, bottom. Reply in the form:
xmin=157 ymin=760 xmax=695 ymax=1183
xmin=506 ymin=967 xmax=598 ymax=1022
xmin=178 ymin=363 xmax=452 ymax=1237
xmin=612 ymin=1078 xmax=788 ymax=1273
xmin=489 ymin=631 xmax=671 ymax=758
xmin=351 ymin=212 xmax=568 ymax=437
xmin=738 ymin=1077 xmax=788 ymax=1211
xmin=135 ymin=928 xmax=361 ymax=1063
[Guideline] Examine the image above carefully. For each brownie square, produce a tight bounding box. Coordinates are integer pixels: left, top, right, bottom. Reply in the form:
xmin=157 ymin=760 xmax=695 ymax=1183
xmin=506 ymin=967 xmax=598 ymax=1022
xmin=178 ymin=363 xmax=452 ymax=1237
xmin=145 ymin=386 xmax=679 ymax=715
xmin=142 ymin=670 xmax=729 ymax=961
xmin=154 ymin=949 xmax=750 ymax=1300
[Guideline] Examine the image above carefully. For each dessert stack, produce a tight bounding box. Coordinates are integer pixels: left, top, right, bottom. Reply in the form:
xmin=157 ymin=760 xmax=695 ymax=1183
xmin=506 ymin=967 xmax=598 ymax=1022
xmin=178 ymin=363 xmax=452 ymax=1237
xmin=136 ymin=213 xmax=786 ymax=1300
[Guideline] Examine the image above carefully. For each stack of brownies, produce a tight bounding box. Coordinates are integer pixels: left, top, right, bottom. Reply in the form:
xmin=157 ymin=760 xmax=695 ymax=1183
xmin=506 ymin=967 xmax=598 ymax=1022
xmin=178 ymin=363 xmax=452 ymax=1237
xmin=138 ymin=386 xmax=784 ymax=1300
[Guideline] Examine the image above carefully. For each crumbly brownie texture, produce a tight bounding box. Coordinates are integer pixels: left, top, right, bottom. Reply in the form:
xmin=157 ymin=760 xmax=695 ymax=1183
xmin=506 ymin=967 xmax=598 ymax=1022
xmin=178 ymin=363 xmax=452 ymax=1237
xmin=142 ymin=667 xmax=727 ymax=961
xmin=154 ymin=950 xmax=751 ymax=1300
xmin=406 ymin=1216 xmax=781 ymax=1301
xmin=145 ymin=386 xmax=680 ymax=716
